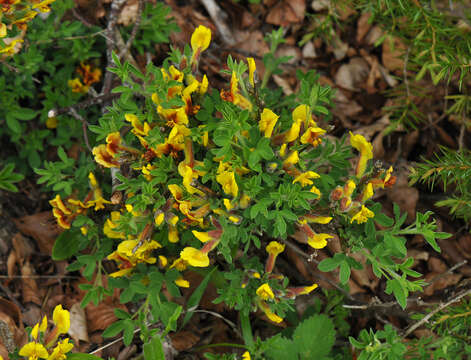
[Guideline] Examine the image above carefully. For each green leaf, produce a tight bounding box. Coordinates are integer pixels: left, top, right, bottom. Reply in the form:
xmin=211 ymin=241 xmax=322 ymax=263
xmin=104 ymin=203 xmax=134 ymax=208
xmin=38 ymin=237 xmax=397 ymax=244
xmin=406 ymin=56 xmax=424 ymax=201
xmin=387 ymin=279 xmax=407 ymax=309
xmin=68 ymin=353 xmax=103 ymax=360
xmin=385 ymin=233 xmax=407 ymax=257
xmin=52 ymin=228 xmax=81 ymax=260
xmin=11 ymin=108 xmax=37 ymax=120
xmin=339 ymin=261 xmax=351 ymax=284
xmin=318 ymin=258 xmax=340 ymax=272
xmin=162 ymin=303 xmax=182 ymax=336
xmin=375 ymin=212 xmax=394 ymax=227
xmin=143 ymin=335 xmax=165 ymax=360
xmin=6 ymin=114 xmax=21 ymax=133
xmin=292 ymin=314 xmax=335 ymax=359
xmin=182 ymin=267 xmax=216 ymax=327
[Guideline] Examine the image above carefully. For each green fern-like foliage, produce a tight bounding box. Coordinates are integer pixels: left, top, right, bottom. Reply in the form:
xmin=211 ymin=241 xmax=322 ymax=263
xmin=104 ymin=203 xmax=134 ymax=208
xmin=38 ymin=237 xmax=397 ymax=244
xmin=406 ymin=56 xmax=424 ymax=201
xmin=410 ymin=146 xmax=471 ymax=222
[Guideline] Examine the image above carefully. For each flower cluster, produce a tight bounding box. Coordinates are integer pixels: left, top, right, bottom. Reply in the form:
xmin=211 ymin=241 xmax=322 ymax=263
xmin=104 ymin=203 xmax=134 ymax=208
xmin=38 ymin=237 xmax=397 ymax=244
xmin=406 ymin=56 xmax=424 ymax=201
xmin=49 ymin=172 xmax=110 ymax=229
xmin=68 ymin=62 xmax=102 ymax=94
xmin=1 ymin=0 xmax=55 ymax=55
xmin=18 ymin=305 xmax=72 ymax=360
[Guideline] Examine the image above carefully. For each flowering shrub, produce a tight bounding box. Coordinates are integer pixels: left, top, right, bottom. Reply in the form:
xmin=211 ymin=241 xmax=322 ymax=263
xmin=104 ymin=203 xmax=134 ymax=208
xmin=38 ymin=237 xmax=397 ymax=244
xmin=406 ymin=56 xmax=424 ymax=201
xmin=41 ymin=25 xmax=449 ymax=358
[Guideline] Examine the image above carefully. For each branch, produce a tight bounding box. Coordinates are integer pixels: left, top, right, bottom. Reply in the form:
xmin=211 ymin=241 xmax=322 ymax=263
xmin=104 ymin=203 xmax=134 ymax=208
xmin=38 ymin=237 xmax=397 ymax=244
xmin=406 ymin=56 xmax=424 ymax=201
xmin=102 ymin=0 xmax=127 ymax=95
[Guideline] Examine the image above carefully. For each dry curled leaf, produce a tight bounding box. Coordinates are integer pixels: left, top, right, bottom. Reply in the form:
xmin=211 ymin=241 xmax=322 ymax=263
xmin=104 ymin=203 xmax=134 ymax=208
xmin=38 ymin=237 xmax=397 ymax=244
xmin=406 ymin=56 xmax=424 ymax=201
xmin=69 ymin=303 xmax=89 ymax=344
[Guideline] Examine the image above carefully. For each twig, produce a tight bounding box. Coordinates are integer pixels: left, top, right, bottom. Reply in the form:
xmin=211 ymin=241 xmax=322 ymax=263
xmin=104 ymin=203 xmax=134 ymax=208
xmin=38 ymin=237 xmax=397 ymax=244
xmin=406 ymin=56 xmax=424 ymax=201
xmin=69 ymin=108 xmax=92 ymax=153
xmin=118 ymin=0 xmax=144 ymax=60
xmin=192 ymin=309 xmax=242 ymax=339
xmin=458 ymin=115 xmax=466 ymax=151
xmin=403 ymin=288 xmax=471 ymax=337
xmin=102 ymin=0 xmax=127 ymax=95
xmin=199 ymin=0 xmax=236 ymax=46
xmin=47 ymin=93 xmax=119 ymax=118
xmin=428 ymin=260 xmax=468 ymax=285
xmin=403 ymin=47 xmax=411 ymax=99
xmin=72 ymin=7 xmax=94 ymax=28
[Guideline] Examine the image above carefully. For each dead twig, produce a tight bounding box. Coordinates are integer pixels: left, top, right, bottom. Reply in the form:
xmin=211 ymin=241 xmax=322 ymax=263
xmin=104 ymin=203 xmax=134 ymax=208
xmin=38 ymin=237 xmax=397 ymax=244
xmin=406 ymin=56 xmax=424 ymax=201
xmin=68 ymin=108 xmax=92 ymax=153
xmin=102 ymin=0 xmax=127 ymax=95
xmin=47 ymin=93 xmax=119 ymax=118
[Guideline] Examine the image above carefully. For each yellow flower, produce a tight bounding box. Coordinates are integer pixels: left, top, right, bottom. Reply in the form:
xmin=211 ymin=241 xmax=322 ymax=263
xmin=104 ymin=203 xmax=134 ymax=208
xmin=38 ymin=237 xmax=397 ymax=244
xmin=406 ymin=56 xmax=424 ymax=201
xmin=258 ymin=301 xmax=283 ymax=323
xmin=300 ymin=126 xmax=326 ymax=147
xmin=283 ymin=150 xmax=299 ymax=166
xmin=170 ymin=258 xmax=188 ymax=271
xmin=0 ymin=39 xmax=23 ymax=56
xmin=192 ymin=230 xmax=212 ymax=243
xmin=351 ymin=205 xmax=375 ymax=224
xmin=180 ymin=247 xmax=210 ymax=267
xmin=302 ymin=215 xmax=332 ymax=224
xmin=266 ymin=241 xmax=285 ymax=256
xmin=247 ymin=57 xmax=256 ymax=87
xmin=68 ymin=78 xmax=89 ymax=93
xmin=168 ymin=224 xmax=179 ymax=243
xmin=175 ymin=277 xmax=190 ymax=288
xmin=191 ymin=25 xmax=211 ymax=54
xmin=48 ymin=338 xmax=74 ymax=360
xmin=292 ymin=104 xmax=311 ymax=124
xmin=46 ymin=117 xmax=58 ymax=129
xmin=239 ymin=194 xmax=251 ymax=208
xmin=307 ymin=233 xmax=333 ymax=249
xmin=349 ymin=132 xmax=373 ymax=178
xmin=155 ymin=212 xmax=165 ymax=226
xmin=216 ymin=170 xmax=238 ymax=198
xmin=242 ymin=351 xmax=251 ymax=360
xmin=103 ymin=211 xmax=125 ymax=239
xmin=158 ymin=255 xmax=168 ymax=268
xmin=361 ymin=182 xmax=374 ymax=202
xmin=125 ymin=113 xmax=151 ymax=136
xmin=220 ymin=71 xmax=252 ymax=110
xmin=259 ymin=108 xmax=279 ymax=138
xmin=300 ymin=283 xmax=318 ymax=295
xmin=0 ymin=23 xmax=6 ymax=38
xmin=107 ymin=240 xmax=161 ymax=277
xmin=31 ymin=315 xmax=47 ymax=340
xmin=293 ymin=171 xmax=320 ymax=187
xmin=256 ymin=283 xmax=275 ymax=300
xmin=92 ymin=144 xmax=119 ymax=168
xmin=285 ymin=118 xmax=302 ymax=143
xmin=18 ymin=342 xmax=48 ymax=360
xmin=53 ymin=304 xmax=70 ymax=335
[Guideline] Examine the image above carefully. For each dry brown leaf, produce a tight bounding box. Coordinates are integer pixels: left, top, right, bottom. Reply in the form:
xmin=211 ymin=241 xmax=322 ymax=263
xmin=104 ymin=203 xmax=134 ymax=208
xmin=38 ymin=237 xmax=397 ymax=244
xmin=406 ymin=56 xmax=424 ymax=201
xmin=334 ymin=57 xmax=369 ymax=91
xmin=20 ymin=262 xmax=42 ymax=305
xmin=266 ymin=0 xmax=306 ymax=26
xmin=302 ymin=41 xmax=317 ymax=58
xmin=423 ymin=273 xmax=462 ymax=296
xmin=14 ymin=211 xmax=62 ymax=254
xmin=356 ymin=12 xmax=372 ymax=43
xmin=118 ymin=0 xmax=139 ymax=26
xmin=332 ymin=90 xmax=363 ymax=117
xmin=311 ymin=0 xmax=330 ymax=11
xmin=273 ymin=75 xmax=294 ymax=95
xmin=365 ymin=26 xmax=383 ymax=45
xmin=170 ymin=331 xmax=200 ymax=352
xmin=69 ymin=303 xmax=89 ymax=344
xmin=0 ymin=297 xmax=26 ymax=351
xmin=457 ymin=234 xmax=471 ymax=258
xmin=86 ymin=302 xmax=125 ymax=333
xmin=428 ymin=257 xmax=448 ymax=273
